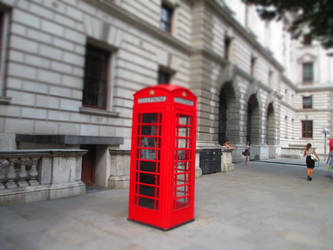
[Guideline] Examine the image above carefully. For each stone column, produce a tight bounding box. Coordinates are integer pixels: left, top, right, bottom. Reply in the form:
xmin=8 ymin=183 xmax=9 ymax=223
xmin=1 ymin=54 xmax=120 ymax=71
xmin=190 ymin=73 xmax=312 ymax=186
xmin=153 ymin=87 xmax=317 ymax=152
xmin=29 ymin=158 xmax=40 ymax=186
xmin=6 ymin=158 xmax=18 ymax=189
xmin=195 ymin=151 xmax=202 ymax=177
xmin=0 ymin=160 xmax=6 ymax=189
xmin=18 ymin=157 xmax=29 ymax=188
xmin=221 ymin=148 xmax=234 ymax=172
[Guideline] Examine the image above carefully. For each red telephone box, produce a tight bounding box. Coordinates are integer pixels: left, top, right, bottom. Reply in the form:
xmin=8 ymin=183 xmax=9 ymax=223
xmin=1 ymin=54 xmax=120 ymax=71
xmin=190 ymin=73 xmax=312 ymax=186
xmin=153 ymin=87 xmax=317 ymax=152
xmin=128 ymin=84 xmax=197 ymax=230
xmin=330 ymin=139 xmax=333 ymax=152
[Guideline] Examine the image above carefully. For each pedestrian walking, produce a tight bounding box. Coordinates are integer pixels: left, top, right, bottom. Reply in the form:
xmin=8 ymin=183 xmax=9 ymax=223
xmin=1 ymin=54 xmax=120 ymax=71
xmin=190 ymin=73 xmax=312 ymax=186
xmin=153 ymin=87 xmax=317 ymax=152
xmin=242 ymin=141 xmax=250 ymax=166
xmin=326 ymin=150 xmax=333 ymax=178
xmin=303 ymin=143 xmax=320 ymax=181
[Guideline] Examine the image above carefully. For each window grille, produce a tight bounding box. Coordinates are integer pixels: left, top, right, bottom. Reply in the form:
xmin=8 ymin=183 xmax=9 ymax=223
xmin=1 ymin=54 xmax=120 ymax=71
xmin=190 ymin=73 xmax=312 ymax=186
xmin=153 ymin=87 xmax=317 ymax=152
xmin=303 ymin=63 xmax=314 ymax=83
xmin=161 ymin=3 xmax=173 ymax=33
xmin=303 ymin=96 xmax=312 ymax=109
xmin=83 ymin=44 xmax=110 ymax=109
xmin=302 ymin=120 xmax=313 ymax=138
xmin=135 ymin=113 xmax=162 ymax=210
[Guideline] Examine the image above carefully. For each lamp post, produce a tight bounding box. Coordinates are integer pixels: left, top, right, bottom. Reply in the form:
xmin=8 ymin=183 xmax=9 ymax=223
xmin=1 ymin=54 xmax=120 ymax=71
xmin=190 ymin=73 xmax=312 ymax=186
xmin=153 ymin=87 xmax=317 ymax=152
xmin=322 ymin=127 xmax=330 ymax=158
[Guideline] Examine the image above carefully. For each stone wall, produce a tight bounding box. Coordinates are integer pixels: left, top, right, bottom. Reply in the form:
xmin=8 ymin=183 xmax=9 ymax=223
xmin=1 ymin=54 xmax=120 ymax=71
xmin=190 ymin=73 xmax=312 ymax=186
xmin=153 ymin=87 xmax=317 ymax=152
xmin=0 ymin=0 xmax=192 ymax=151
xmin=190 ymin=0 xmax=286 ymax=161
xmin=295 ymin=89 xmax=332 ymax=154
xmin=1 ymin=0 xmax=331 ymax=191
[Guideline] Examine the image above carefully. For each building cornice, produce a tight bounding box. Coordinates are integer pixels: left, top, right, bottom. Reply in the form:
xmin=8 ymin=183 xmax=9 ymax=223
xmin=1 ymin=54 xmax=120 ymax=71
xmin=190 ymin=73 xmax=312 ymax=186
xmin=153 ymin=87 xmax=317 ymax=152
xmin=296 ymin=108 xmax=333 ymax=113
xmin=0 ymin=96 xmax=11 ymax=105
xmin=82 ymin=0 xmax=192 ymax=54
xmin=16 ymin=134 xmax=124 ymax=145
xmin=234 ymin=66 xmax=272 ymax=93
xmin=192 ymin=47 xmax=229 ymax=66
xmin=296 ymin=84 xmax=333 ymax=93
xmin=193 ymin=47 xmax=276 ymax=95
xmin=204 ymin=0 xmax=284 ymax=72
xmin=280 ymin=100 xmax=297 ymax=112
xmin=273 ymin=91 xmax=283 ymax=100
xmin=281 ymin=75 xmax=297 ymax=89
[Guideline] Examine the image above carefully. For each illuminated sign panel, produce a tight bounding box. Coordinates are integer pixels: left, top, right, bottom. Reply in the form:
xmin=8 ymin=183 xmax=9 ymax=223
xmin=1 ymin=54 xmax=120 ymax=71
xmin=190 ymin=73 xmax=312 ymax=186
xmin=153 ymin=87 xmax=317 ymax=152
xmin=138 ymin=96 xmax=166 ymax=104
xmin=175 ymin=97 xmax=194 ymax=106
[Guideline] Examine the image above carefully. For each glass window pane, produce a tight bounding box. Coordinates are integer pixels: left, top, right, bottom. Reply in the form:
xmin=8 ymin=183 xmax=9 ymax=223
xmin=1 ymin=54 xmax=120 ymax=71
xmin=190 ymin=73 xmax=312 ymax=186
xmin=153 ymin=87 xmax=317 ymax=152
xmin=177 ymin=150 xmax=190 ymax=160
xmin=83 ymin=44 xmax=110 ymax=108
xmin=303 ymin=63 xmax=313 ymax=82
xmin=302 ymin=121 xmax=313 ymax=137
xmin=176 ymin=174 xmax=187 ymax=185
xmin=178 ymin=138 xmax=191 ymax=149
xmin=140 ymin=137 xmax=157 ymax=148
xmin=139 ymin=197 xmax=155 ymax=209
xmin=178 ymin=127 xmax=190 ymax=137
xmin=178 ymin=138 xmax=188 ymax=148
xmin=179 ymin=115 xmax=191 ymax=125
xmin=175 ymin=197 xmax=189 ymax=209
xmin=139 ymin=173 xmax=156 ymax=185
xmin=139 ymin=185 xmax=155 ymax=197
xmin=142 ymin=126 xmax=158 ymax=136
xmin=135 ymin=113 xmax=162 ymax=211
xmin=303 ymin=96 xmax=312 ymax=109
xmin=142 ymin=113 xmax=158 ymax=123
xmin=140 ymin=161 xmax=156 ymax=172
xmin=158 ymin=70 xmax=171 ymax=84
xmin=160 ymin=22 xmax=167 ymax=32
xmin=162 ymin=9 xmax=169 ymax=21
xmin=176 ymin=161 xmax=189 ymax=173
xmin=141 ymin=149 xmax=156 ymax=160
xmin=161 ymin=4 xmax=172 ymax=33
xmin=0 ymin=12 xmax=3 ymax=62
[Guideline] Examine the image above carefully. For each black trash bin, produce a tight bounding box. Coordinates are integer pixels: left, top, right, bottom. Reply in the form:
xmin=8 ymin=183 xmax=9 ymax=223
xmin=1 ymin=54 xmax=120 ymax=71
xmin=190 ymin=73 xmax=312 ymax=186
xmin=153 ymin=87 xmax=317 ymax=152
xmin=199 ymin=148 xmax=221 ymax=174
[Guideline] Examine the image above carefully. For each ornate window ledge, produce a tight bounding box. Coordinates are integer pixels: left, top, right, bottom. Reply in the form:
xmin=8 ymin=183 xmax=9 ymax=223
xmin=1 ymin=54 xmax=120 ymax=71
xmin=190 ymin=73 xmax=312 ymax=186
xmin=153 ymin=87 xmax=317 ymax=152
xmin=0 ymin=96 xmax=11 ymax=105
xmin=79 ymin=106 xmax=119 ymax=118
xmin=16 ymin=134 xmax=124 ymax=146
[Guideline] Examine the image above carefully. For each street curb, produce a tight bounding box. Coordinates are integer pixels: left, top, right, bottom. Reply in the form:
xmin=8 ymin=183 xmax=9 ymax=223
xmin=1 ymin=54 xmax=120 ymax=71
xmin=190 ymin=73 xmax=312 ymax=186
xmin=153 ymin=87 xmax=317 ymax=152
xmin=256 ymin=160 xmax=305 ymax=166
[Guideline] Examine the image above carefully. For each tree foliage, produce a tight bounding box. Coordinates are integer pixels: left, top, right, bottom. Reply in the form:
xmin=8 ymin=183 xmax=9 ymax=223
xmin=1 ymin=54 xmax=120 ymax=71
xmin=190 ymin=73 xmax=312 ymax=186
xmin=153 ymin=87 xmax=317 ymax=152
xmin=241 ymin=0 xmax=333 ymax=48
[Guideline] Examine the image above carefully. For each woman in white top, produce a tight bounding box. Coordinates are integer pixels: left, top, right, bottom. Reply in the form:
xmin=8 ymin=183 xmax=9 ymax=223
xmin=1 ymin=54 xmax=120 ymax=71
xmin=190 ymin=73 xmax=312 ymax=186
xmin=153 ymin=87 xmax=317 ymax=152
xmin=303 ymin=143 xmax=320 ymax=181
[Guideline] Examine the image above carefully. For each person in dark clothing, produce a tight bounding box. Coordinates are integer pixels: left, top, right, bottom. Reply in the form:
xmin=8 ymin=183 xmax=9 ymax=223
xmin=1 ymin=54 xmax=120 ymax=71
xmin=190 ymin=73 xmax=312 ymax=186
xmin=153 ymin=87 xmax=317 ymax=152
xmin=303 ymin=143 xmax=320 ymax=181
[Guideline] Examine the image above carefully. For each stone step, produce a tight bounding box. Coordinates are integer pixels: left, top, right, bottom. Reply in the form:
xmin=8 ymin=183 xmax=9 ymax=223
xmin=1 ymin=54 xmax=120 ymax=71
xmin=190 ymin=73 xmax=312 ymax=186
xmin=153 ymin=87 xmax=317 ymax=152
xmin=288 ymin=144 xmax=307 ymax=148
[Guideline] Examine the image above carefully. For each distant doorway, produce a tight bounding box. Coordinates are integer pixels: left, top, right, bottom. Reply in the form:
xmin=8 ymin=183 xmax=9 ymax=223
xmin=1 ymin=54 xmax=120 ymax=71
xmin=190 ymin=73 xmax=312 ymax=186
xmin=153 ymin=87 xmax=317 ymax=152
xmin=81 ymin=146 xmax=96 ymax=186
xmin=266 ymin=103 xmax=275 ymax=145
xmin=247 ymin=94 xmax=260 ymax=144
xmin=219 ymin=82 xmax=236 ymax=145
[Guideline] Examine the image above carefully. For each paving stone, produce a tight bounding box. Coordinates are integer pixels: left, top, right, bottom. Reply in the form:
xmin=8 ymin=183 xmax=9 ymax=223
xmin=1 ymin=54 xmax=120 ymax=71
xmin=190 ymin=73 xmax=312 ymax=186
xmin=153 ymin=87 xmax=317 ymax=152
xmin=1 ymin=160 xmax=333 ymax=250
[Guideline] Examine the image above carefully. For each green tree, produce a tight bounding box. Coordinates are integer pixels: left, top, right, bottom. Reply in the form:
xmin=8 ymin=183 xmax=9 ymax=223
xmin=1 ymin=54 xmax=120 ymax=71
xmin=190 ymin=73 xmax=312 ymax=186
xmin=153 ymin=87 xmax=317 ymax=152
xmin=241 ymin=0 xmax=333 ymax=49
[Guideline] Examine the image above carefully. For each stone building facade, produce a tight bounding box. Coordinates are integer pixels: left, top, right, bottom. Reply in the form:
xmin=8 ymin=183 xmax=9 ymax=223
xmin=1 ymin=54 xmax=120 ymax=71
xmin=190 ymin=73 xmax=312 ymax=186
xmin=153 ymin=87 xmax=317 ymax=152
xmin=0 ymin=0 xmax=331 ymax=191
xmin=291 ymin=44 xmax=333 ymax=156
xmin=226 ymin=0 xmax=333 ymax=157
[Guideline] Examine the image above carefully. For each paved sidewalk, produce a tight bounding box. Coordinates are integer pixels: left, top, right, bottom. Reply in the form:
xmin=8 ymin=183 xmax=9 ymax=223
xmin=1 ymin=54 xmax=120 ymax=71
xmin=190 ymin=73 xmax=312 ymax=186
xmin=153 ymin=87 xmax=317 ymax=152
xmin=1 ymin=160 xmax=333 ymax=250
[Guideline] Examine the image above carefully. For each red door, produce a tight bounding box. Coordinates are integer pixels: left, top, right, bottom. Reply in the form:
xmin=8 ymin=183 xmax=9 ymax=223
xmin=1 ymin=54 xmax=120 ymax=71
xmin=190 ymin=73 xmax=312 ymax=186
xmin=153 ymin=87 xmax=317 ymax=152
xmin=81 ymin=146 xmax=96 ymax=186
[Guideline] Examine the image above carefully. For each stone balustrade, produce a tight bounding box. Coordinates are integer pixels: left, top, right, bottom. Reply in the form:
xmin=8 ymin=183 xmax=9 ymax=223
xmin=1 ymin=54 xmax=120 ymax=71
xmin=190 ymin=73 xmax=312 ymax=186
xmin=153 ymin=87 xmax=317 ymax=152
xmin=0 ymin=156 xmax=40 ymax=189
xmin=0 ymin=149 xmax=87 ymax=206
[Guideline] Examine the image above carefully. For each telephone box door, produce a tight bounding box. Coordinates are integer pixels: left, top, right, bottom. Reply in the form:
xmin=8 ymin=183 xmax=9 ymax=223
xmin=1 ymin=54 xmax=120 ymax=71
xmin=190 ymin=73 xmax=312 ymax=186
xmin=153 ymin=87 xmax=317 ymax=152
xmin=129 ymin=110 xmax=165 ymax=225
